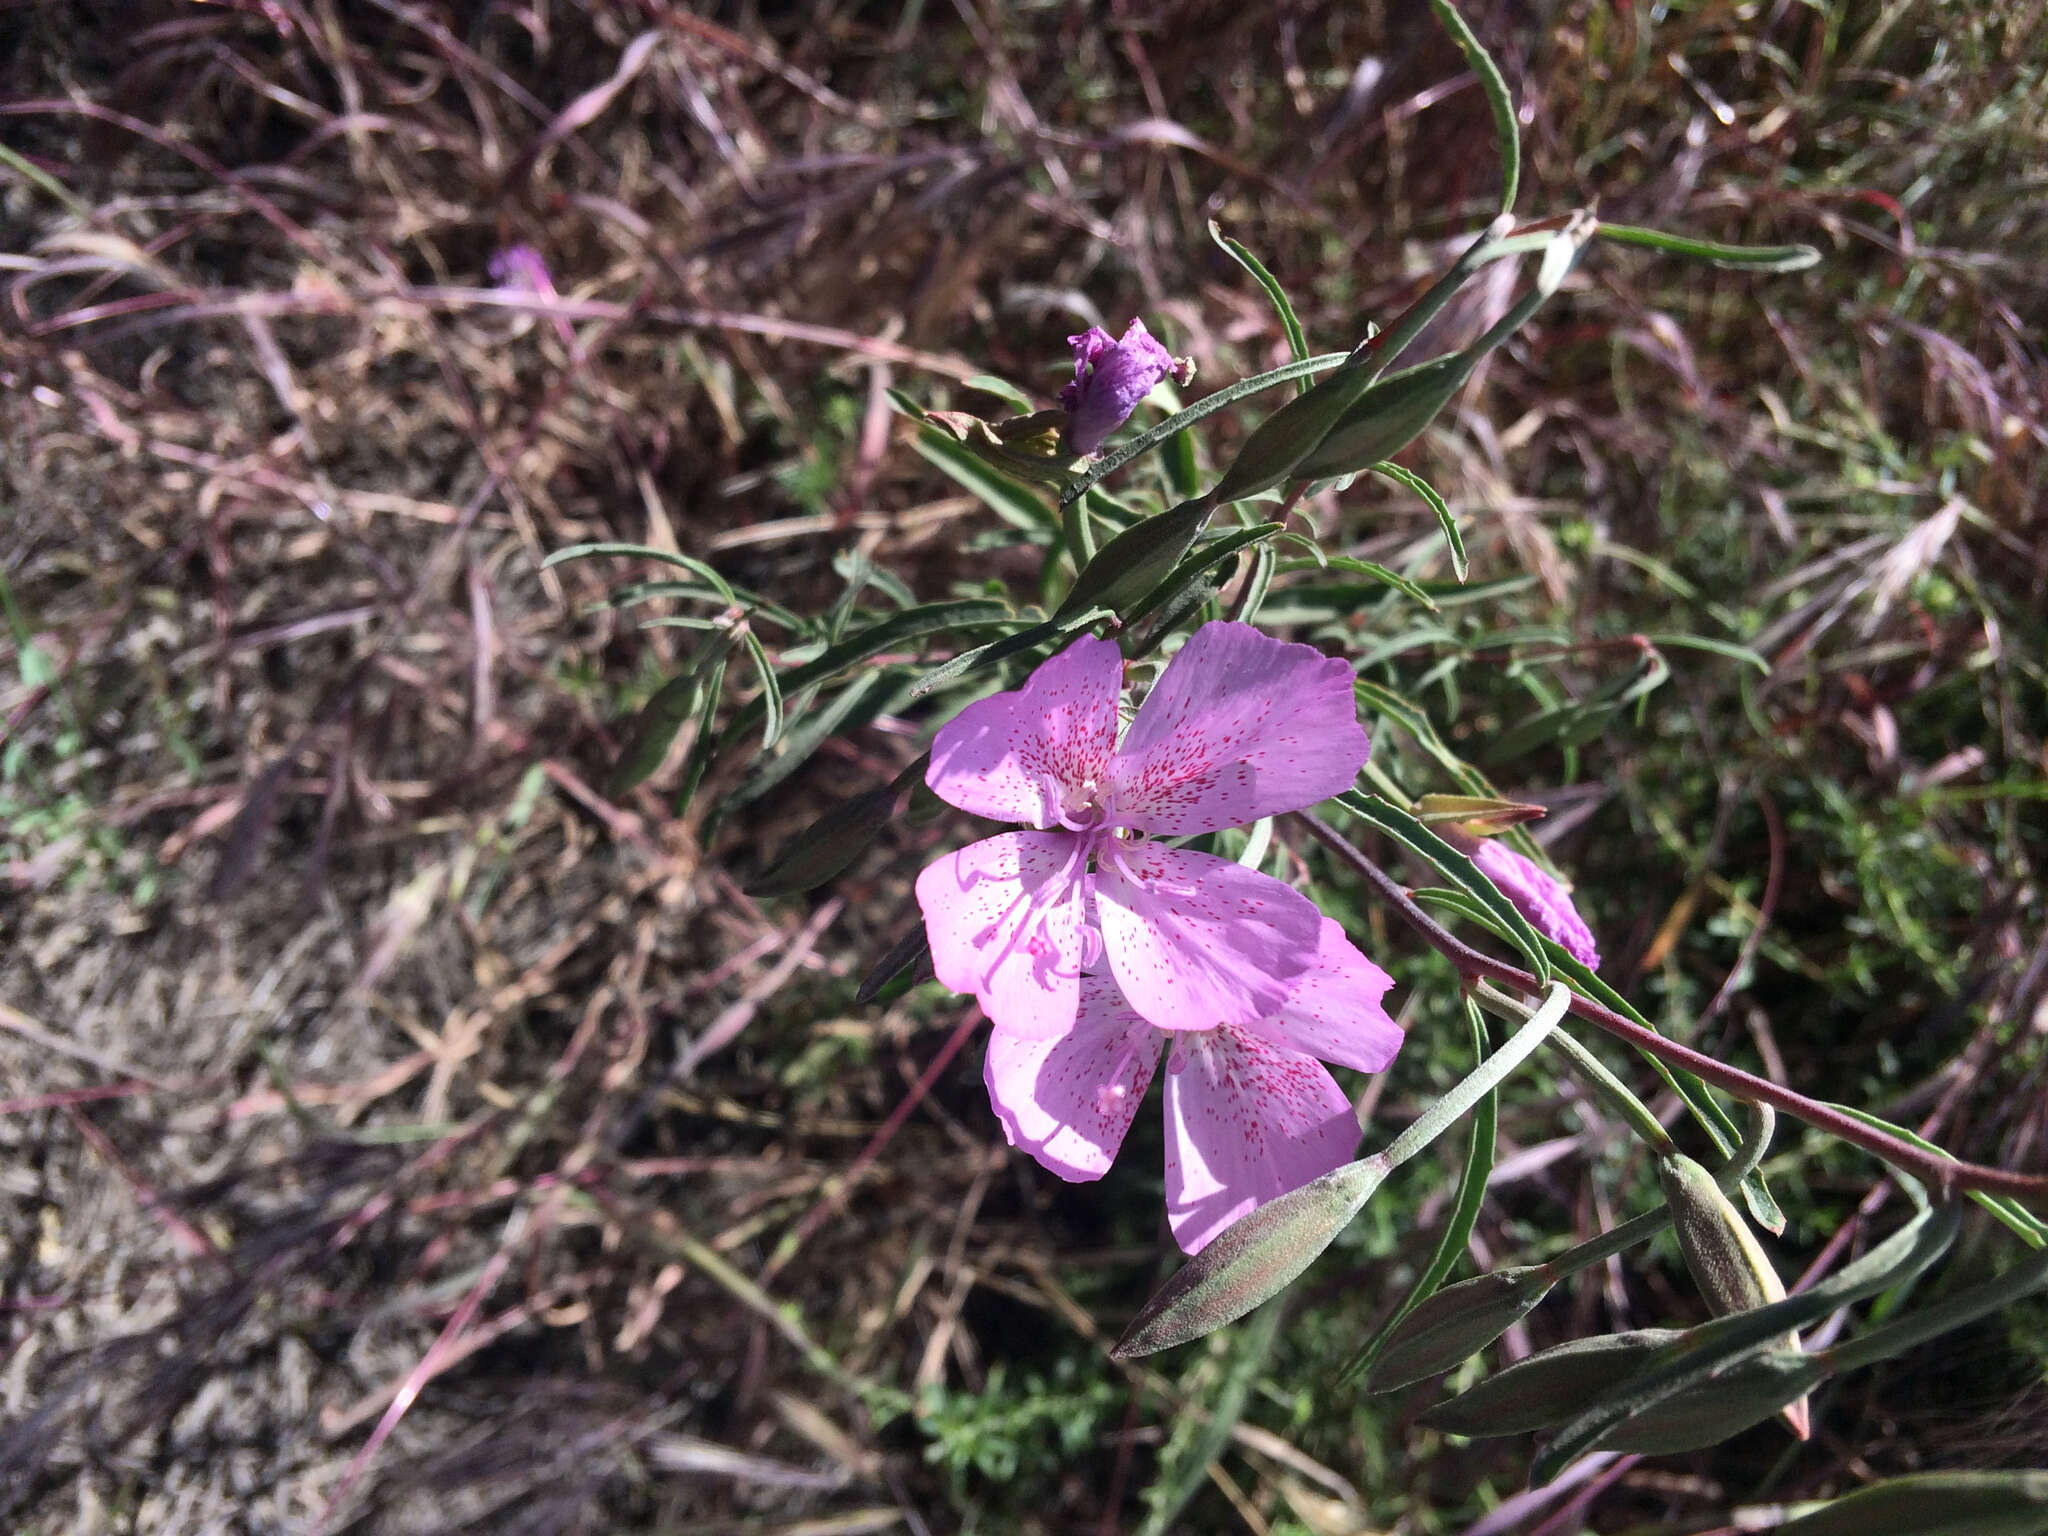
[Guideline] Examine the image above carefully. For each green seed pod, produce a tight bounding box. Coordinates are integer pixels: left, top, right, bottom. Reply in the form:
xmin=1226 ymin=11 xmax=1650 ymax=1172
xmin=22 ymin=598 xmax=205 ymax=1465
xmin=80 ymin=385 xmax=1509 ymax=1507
xmin=1289 ymin=353 xmax=1478 ymax=483
xmin=1773 ymin=1471 xmax=2048 ymax=1536
xmin=1592 ymin=1349 xmax=1821 ymax=1455
xmin=1420 ymin=1329 xmax=1684 ymax=1437
xmin=1657 ymin=1151 xmax=1809 ymax=1436
xmin=1365 ymin=1266 xmax=1553 ymax=1393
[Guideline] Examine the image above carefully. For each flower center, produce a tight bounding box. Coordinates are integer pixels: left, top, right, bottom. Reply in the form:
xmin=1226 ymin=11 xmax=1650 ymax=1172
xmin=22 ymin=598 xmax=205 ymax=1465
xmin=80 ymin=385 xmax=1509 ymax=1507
xmin=1046 ymin=772 xmax=1111 ymax=833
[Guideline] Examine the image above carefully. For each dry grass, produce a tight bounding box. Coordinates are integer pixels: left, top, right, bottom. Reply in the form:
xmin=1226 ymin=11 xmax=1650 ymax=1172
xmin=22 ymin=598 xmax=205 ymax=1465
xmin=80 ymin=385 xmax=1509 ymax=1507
xmin=3 ymin=1 xmax=2045 ymax=1532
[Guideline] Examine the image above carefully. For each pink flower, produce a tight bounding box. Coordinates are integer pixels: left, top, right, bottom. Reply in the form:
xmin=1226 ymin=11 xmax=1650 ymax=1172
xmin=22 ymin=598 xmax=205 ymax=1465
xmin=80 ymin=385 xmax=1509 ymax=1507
xmin=915 ymin=623 xmax=1371 ymax=1040
xmin=984 ymin=919 xmax=1403 ymax=1253
xmin=1060 ymin=319 xmax=1194 ymax=456
xmin=1465 ymin=836 xmax=1601 ymax=969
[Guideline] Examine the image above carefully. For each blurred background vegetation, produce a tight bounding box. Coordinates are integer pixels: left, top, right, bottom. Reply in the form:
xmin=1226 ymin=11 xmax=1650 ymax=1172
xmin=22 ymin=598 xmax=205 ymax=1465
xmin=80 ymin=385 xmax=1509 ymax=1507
xmin=1 ymin=1 xmax=2044 ymax=1531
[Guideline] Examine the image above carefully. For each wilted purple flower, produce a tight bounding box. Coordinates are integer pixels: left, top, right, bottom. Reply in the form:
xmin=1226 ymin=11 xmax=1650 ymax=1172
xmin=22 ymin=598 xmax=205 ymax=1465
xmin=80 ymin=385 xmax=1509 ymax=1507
xmin=1060 ymin=318 xmax=1194 ymax=456
xmin=914 ymin=623 xmax=1369 ymax=1040
xmin=1461 ymin=835 xmax=1602 ymax=969
xmin=984 ymin=920 xmax=1402 ymax=1253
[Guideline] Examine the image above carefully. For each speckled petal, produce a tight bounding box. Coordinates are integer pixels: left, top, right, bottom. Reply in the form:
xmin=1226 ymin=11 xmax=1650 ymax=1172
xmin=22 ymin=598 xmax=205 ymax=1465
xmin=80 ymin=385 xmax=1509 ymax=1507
xmin=1109 ymin=621 xmax=1369 ymax=835
xmin=1095 ymin=844 xmax=1322 ymax=1030
xmin=984 ymin=973 xmax=1160 ymax=1181
xmin=916 ymin=831 xmax=1089 ymax=1039
xmin=1163 ymin=1028 xmax=1359 ymax=1254
xmin=927 ymin=636 xmax=1122 ymax=826
xmin=1242 ymin=918 xmax=1404 ymax=1074
xmin=1469 ymin=838 xmax=1602 ymax=969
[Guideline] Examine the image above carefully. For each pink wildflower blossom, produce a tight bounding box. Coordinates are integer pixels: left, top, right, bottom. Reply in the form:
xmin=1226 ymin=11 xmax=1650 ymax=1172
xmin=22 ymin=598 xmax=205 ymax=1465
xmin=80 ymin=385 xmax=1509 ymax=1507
xmin=1463 ymin=835 xmax=1601 ymax=969
xmin=984 ymin=919 xmax=1403 ymax=1253
xmin=914 ymin=623 xmax=1370 ymax=1039
xmin=1060 ymin=319 xmax=1194 ymax=456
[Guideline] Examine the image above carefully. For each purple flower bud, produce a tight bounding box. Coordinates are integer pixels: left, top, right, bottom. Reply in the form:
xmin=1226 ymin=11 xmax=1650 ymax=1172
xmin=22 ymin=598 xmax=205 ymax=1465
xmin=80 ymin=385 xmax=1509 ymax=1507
xmin=1465 ymin=836 xmax=1602 ymax=969
xmin=1060 ymin=318 xmax=1193 ymax=456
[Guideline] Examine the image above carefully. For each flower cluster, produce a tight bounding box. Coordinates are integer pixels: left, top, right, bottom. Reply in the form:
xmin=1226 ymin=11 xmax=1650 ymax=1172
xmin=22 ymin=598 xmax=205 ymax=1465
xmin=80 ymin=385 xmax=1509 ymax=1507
xmin=915 ymin=622 xmax=1399 ymax=1251
xmin=914 ymin=621 xmax=1604 ymax=1252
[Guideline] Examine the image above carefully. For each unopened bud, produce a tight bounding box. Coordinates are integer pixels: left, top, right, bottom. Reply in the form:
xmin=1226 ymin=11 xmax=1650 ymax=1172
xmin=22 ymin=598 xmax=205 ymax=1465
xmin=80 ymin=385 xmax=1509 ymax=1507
xmin=1412 ymin=793 xmax=1547 ymax=835
xmin=1594 ymin=1348 xmax=1823 ymax=1455
xmin=1420 ymin=1329 xmax=1683 ymax=1437
xmin=1773 ymin=1470 xmax=2048 ymax=1536
xmin=1658 ymin=1152 xmax=1809 ymax=1437
xmin=1366 ymin=1266 xmax=1552 ymax=1393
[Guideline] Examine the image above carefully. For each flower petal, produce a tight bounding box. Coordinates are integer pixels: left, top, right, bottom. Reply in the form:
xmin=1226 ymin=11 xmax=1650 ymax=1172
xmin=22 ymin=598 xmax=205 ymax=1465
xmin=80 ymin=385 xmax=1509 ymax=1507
xmin=1096 ymin=844 xmax=1323 ymax=1029
xmin=916 ymin=831 xmax=1089 ymax=1038
xmin=926 ymin=636 xmax=1122 ymax=826
xmin=984 ymin=973 xmax=1159 ymax=1181
xmin=1110 ymin=621 xmax=1369 ymax=835
xmin=1163 ymin=1028 xmax=1359 ymax=1254
xmin=1245 ymin=918 xmax=1405 ymax=1074
xmin=1470 ymin=839 xmax=1601 ymax=969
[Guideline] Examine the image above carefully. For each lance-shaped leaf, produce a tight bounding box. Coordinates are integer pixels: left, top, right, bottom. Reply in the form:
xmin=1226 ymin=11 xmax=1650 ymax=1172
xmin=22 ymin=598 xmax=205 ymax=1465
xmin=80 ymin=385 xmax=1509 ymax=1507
xmin=1116 ymin=984 xmax=1568 ymax=1357
xmin=1366 ymin=1267 xmax=1552 ymax=1393
xmin=1287 ymin=354 xmax=1476 ymax=485
xmin=1055 ymin=498 xmax=1215 ymax=621
xmin=751 ymin=786 xmax=899 ymax=896
xmin=855 ymin=923 xmax=931 ymax=1005
xmin=1592 ymin=1348 xmax=1824 ymax=1455
xmin=1122 ymin=522 xmax=1285 ymax=628
xmin=1421 ymin=1329 xmax=1686 ymax=1437
xmin=1773 ymin=1471 xmax=2048 ymax=1536
xmin=1598 ymin=222 xmax=1822 ymax=272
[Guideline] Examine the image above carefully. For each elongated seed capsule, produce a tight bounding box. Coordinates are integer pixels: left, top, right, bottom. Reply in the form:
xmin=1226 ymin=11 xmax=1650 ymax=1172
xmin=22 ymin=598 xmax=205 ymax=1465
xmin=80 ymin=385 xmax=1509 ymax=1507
xmin=1657 ymin=1152 xmax=1810 ymax=1439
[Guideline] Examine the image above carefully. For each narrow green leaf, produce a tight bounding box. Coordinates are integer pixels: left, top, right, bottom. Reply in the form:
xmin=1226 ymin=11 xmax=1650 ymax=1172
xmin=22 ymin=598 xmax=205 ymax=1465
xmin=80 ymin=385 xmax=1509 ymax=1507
xmin=962 ymin=373 xmax=1037 ymax=411
xmin=1425 ymin=0 xmax=1518 ymax=217
xmin=856 ymin=924 xmax=930 ymax=1005
xmin=1123 ymin=523 xmax=1284 ymax=628
xmin=1056 ymin=499 xmax=1215 ymax=620
xmin=903 ymin=606 xmax=1112 ymax=703
xmin=1290 ymin=555 xmax=1441 ymax=610
xmin=608 ymin=636 xmax=727 ymax=795
xmin=1422 ymin=1329 xmax=1686 ymax=1437
xmin=719 ymin=672 xmax=899 ymax=816
xmin=545 ymin=540 xmax=735 ymax=599
xmin=1538 ymin=938 xmax=1784 ymax=1232
xmin=1643 ymin=632 xmax=1771 ymax=672
xmin=1822 ymin=1102 xmax=2048 ymax=1246
xmin=1209 ymin=222 xmax=1310 ymax=375
xmin=739 ymin=629 xmax=784 ymax=750
xmin=1060 ymin=354 xmax=1346 ymax=507
xmin=1333 ymin=790 xmax=1552 ymax=984
xmin=672 ymin=646 xmax=732 ymax=816
xmin=1774 ymin=1471 xmax=2048 ymax=1536
xmin=1370 ymin=461 xmax=1467 ymax=581
xmin=1598 ymin=222 xmax=1822 ymax=272
xmin=751 ymin=786 xmax=899 ymax=896
xmin=1289 ymin=354 xmax=1476 ymax=484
